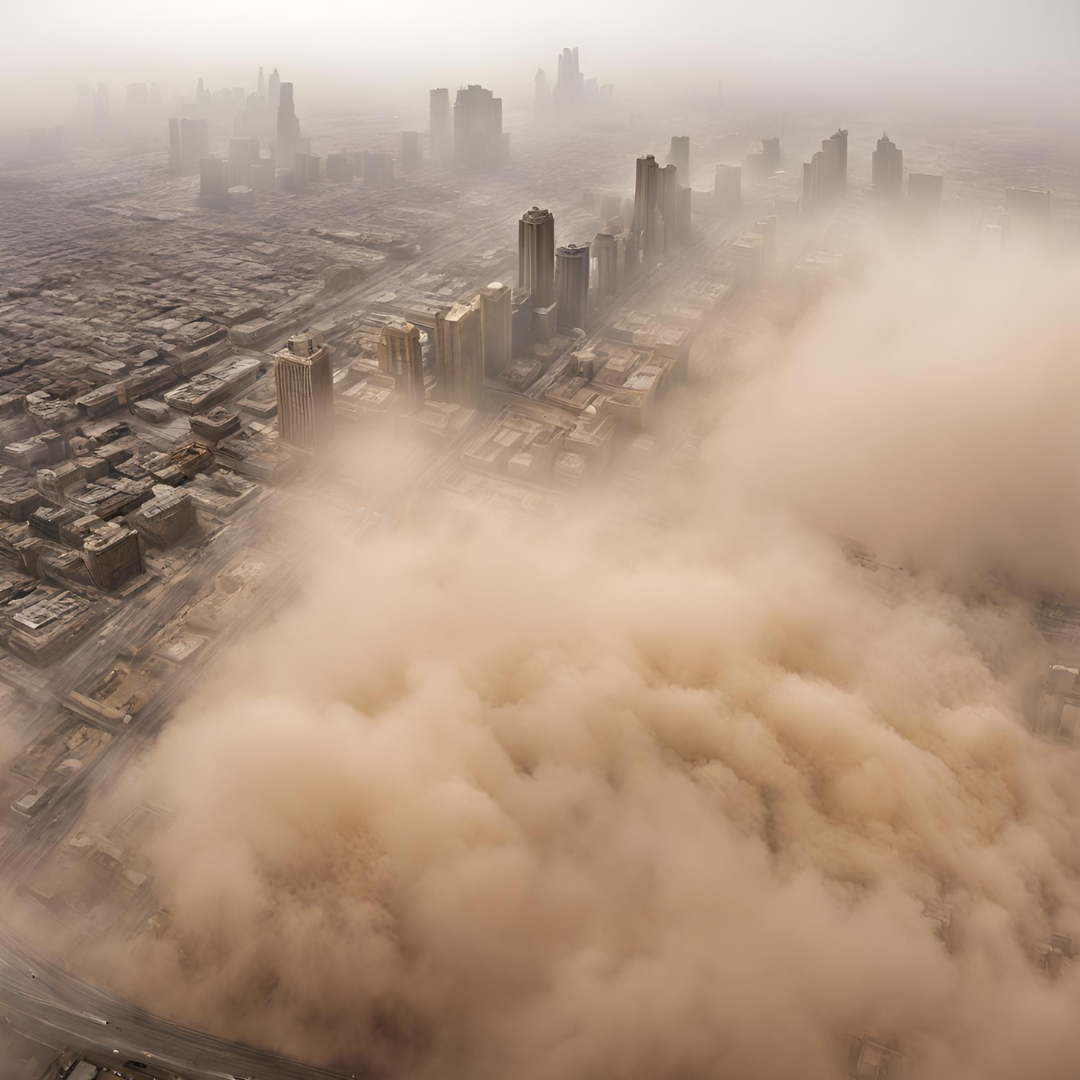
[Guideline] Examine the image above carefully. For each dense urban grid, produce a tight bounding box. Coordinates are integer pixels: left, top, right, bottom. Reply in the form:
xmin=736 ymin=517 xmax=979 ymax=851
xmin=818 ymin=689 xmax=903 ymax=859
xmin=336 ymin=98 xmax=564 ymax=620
xmin=0 ymin=35 xmax=1079 ymax=1080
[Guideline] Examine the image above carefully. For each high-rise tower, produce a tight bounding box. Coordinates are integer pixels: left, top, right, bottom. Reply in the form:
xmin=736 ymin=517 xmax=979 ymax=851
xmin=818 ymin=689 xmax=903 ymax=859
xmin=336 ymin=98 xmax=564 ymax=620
xmin=518 ymin=207 xmax=556 ymax=308
xmin=274 ymin=332 xmax=335 ymax=452
xmin=555 ymin=245 xmax=590 ymax=334
xmin=429 ymin=88 xmax=452 ymax=164
xmin=275 ymin=82 xmax=302 ymax=168
xmin=872 ymin=133 xmax=903 ymax=199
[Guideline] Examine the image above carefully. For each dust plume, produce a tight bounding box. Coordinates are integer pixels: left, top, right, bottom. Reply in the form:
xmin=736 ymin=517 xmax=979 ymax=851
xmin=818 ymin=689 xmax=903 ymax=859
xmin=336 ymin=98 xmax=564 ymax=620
xmin=711 ymin=244 xmax=1080 ymax=592
xmin=94 ymin=245 xmax=1080 ymax=1080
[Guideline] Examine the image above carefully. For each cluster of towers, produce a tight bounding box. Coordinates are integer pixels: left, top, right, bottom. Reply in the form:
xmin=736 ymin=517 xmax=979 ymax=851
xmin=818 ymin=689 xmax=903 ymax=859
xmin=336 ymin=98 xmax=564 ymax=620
xmin=534 ymin=47 xmax=612 ymax=116
xmin=518 ymin=207 xmax=592 ymax=341
xmin=428 ymin=84 xmax=508 ymax=170
xmin=449 ymin=84 xmax=508 ymax=169
xmin=800 ymin=129 xmax=947 ymax=217
xmin=801 ymin=129 xmax=848 ymax=214
xmin=630 ymin=149 xmax=691 ymax=268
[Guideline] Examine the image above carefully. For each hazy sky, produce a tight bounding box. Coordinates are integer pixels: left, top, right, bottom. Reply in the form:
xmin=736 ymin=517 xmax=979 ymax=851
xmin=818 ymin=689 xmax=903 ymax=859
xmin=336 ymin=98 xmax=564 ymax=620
xmin=7 ymin=0 xmax=1080 ymax=122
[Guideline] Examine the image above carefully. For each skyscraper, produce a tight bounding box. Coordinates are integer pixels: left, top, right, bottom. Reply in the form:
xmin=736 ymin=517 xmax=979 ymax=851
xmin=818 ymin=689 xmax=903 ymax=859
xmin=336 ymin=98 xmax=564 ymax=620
xmin=199 ymin=157 xmax=228 ymax=203
xmin=908 ymin=172 xmax=944 ymax=214
xmin=275 ymin=82 xmax=301 ymax=169
xmin=274 ymin=332 xmax=335 ymax=452
xmin=659 ymin=163 xmax=679 ymax=254
xmin=453 ymin=85 xmax=504 ymax=169
xmin=429 ymin=88 xmax=452 ymax=164
xmin=553 ymin=47 xmax=585 ymax=112
xmin=829 ymin=128 xmax=848 ymax=190
xmin=555 ymin=245 xmax=590 ymax=334
xmin=479 ymin=283 xmax=512 ymax=377
xmin=125 ymin=83 xmax=149 ymax=114
xmin=801 ymin=129 xmax=848 ymax=214
xmin=168 ymin=118 xmax=181 ymax=171
xmin=668 ymin=136 xmax=690 ymax=184
xmin=1003 ymin=186 xmax=1052 ymax=248
xmin=177 ymin=117 xmax=208 ymax=170
xmin=401 ymin=131 xmax=422 ymax=171
xmin=268 ymin=69 xmax=281 ymax=111
xmin=761 ymin=137 xmax=781 ymax=174
xmin=378 ymin=321 xmax=425 ymax=410
xmin=439 ymin=301 xmax=484 ymax=408
xmin=872 ymin=133 xmax=903 ymax=199
xmin=534 ymin=69 xmax=552 ymax=115
xmin=92 ymin=83 xmax=109 ymax=135
xmin=76 ymin=84 xmax=94 ymax=126
xmin=592 ymin=228 xmax=619 ymax=302
xmin=518 ymin=207 xmax=556 ymax=308
xmin=633 ymin=154 xmax=664 ymax=264
xmin=714 ymin=164 xmax=741 ymax=216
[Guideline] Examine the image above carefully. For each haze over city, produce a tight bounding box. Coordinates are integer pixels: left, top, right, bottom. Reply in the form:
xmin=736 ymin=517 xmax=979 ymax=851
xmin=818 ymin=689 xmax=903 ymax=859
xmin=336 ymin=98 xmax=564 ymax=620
xmin=0 ymin=3 xmax=1079 ymax=1080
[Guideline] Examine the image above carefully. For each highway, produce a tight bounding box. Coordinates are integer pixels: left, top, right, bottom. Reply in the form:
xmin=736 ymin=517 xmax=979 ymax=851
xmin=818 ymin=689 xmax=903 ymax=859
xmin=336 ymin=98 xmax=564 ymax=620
xmin=0 ymin=923 xmax=361 ymax=1080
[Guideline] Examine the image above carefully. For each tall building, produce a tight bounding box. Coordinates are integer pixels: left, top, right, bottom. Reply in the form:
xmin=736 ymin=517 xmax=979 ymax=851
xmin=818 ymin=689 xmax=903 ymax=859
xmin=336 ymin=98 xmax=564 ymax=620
xmin=714 ymin=163 xmax=741 ymax=216
xmin=76 ymin=84 xmax=94 ymax=126
xmin=1003 ymin=186 xmax=1052 ymax=248
xmin=801 ymin=129 xmax=848 ymax=214
xmin=257 ymin=66 xmax=266 ymax=98
xmin=429 ymin=88 xmax=452 ymax=164
xmin=677 ymin=184 xmax=693 ymax=243
xmin=362 ymin=151 xmax=394 ymax=188
xmin=592 ymin=226 xmax=625 ymax=303
xmin=275 ymin=82 xmax=301 ymax=168
xmin=518 ymin=207 xmax=556 ymax=308
xmin=553 ymin=47 xmax=585 ymax=112
xmin=377 ymin=320 xmax=425 ymax=409
xmin=555 ymin=245 xmax=590 ymax=334
xmin=659 ymin=163 xmax=679 ymax=253
xmin=268 ymin=68 xmax=280 ymax=111
xmin=534 ymin=69 xmax=552 ymax=115
xmin=438 ymin=301 xmax=484 ymax=408
xmin=401 ymin=131 xmax=422 ymax=171
xmin=175 ymin=117 xmax=208 ymax=170
xmin=274 ymin=332 xmax=335 ymax=452
xmin=125 ymin=83 xmax=148 ymax=114
xmin=829 ymin=128 xmax=848 ymax=189
xmin=168 ymin=118 xmax=181 ymax=170
xmin=199 ymin=157 xmax=228 ymax=202
xmin=908 ymin=172 xmax=943 ymax=214
xmin=633 ymin=154 xmax=664 ymax=264
xmin=92 ymin=83 xmax=109 ymax=135
xmin=228 ymin=137 xmax=261 ymax=186
xmin=453 ymin=85 xmax=505 ymax=169
xmin=872 ymin=133 xmax=903 ymax=199
xmin=479 ymin=282 xmax=512 ymax=377
xmin=668 ymin=136 xmax=690 ymax=183
xmin=761 ymin=137 xmax=781 ymax=173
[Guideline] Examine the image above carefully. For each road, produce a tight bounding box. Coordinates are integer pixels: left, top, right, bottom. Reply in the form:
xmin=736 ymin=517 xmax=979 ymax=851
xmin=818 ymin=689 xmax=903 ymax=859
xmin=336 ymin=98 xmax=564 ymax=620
xmin=0 ymin=923 xmax=362 ymax=1080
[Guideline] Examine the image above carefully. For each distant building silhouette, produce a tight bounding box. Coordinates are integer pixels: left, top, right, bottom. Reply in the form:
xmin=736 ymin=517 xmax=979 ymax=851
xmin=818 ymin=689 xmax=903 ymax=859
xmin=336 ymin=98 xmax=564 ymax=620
xmin=453 ymin=85 xmax=506 ymax=169
xmin=872 ymin=133 xmax=904 ymax=199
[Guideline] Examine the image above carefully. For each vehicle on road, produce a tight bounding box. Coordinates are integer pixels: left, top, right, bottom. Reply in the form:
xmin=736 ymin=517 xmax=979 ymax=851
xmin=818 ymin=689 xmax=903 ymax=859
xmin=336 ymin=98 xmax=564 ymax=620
xmin=11 ymin=784 xmax=56 ymax=817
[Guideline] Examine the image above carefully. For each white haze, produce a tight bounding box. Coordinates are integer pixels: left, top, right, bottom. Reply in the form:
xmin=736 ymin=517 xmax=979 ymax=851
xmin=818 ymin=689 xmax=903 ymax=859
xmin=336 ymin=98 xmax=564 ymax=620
xmin=4 ymin=0 xmax=1079 ymax=126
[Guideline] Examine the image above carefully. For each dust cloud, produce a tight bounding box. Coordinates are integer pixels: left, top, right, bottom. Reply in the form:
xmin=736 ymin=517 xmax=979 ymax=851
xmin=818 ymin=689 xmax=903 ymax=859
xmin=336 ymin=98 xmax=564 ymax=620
xmin=96 ymin=245 xmax=1080 ymax=1080
xmin=710 ymin=243 xmax=1080 ymax=592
